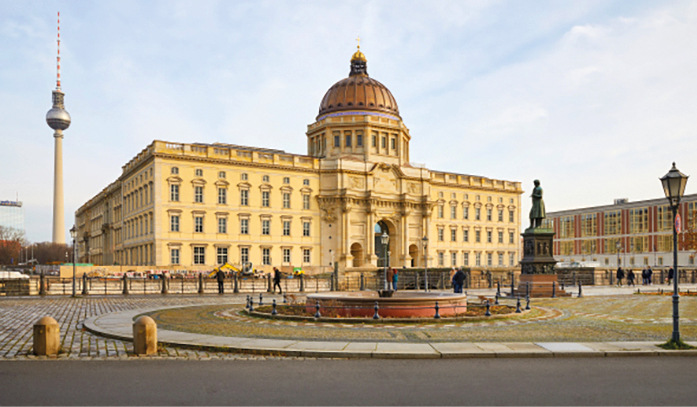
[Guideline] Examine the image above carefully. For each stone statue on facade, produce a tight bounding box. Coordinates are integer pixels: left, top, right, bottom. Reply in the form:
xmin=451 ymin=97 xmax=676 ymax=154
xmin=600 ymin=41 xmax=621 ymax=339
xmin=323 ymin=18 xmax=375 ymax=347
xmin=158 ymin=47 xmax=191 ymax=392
xmin=529 ymin=179 xmax=546 ymax=229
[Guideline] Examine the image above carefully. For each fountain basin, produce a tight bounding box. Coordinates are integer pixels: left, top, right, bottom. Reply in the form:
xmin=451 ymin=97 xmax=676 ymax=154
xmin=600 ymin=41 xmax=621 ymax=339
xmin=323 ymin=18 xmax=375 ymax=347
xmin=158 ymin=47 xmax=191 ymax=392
xmin=305 ymin=291 xmax=467 ymax=318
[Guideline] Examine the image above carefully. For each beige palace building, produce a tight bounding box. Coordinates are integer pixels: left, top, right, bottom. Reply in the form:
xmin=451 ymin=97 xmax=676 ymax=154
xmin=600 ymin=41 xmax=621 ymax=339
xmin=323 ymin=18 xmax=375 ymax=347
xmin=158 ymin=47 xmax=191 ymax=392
xmin=75 ymin=48 xmax=523 ymax=274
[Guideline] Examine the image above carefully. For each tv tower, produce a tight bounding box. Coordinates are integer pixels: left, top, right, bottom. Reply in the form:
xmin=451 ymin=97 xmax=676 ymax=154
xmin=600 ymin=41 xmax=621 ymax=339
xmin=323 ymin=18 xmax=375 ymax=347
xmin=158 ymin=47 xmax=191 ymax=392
xmin=46 ymin=12 xmax=71 ymax=244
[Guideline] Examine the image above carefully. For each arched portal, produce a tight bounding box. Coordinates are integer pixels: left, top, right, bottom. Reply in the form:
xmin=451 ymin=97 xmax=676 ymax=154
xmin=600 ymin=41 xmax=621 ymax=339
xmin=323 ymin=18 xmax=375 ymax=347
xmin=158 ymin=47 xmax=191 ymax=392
xmin=350 ymin=243 xmax=364 ymax=267
xmin=408 ymin=244 xmax=418 ymax=267
xmin=375 ymin=220 xmax=395 ymax=268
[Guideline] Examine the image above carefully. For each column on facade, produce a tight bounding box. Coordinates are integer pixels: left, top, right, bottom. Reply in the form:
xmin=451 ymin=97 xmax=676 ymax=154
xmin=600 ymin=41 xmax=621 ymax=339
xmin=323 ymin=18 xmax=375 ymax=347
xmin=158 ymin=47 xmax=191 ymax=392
xmin=342 ymin=203 xmax=351 ymax=265
xmin=401 ymin=209 xmax=409 ymax=267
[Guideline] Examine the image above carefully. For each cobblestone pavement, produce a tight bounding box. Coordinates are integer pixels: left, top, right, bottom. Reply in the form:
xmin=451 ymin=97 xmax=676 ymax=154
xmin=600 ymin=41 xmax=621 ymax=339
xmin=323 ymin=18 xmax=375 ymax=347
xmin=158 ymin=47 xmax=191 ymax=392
xmin=0 ymin=295 xmax=298 ymax=360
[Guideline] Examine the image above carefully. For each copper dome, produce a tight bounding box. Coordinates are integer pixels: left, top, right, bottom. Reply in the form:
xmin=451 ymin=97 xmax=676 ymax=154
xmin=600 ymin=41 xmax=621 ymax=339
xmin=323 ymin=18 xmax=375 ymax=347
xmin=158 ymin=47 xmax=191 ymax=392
xmin=317 ymin=49 xmax=400 ymax=120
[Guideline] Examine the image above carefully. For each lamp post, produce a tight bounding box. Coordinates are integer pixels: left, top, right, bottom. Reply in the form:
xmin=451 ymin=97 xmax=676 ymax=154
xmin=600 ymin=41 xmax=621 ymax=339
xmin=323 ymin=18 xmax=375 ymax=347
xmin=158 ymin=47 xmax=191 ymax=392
xmin=381 ymin=231 xmax=389 ymax=291
xmin=422 ymin=236 xmax=429 ymax=292
xmin=660 ymin=162 xmax=688 ymax=344
xmin=616 ymin=241 xmax=621 ymax=267
xmin=69 ymin=225 xmax=77 ymax=297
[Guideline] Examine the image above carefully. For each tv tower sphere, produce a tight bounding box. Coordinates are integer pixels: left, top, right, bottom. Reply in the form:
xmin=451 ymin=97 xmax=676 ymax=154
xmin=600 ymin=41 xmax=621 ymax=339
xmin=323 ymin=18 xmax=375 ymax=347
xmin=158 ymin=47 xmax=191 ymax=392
xmin=46 ymin=91 xmax=71 ymax=130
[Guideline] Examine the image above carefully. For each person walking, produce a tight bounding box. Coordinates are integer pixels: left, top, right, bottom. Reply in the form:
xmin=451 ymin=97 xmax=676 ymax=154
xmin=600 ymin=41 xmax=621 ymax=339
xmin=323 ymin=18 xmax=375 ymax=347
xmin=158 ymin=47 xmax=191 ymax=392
xmin=616 ymin=267 xmax=624 ymax=287
xmin=216 ymin=268 xmax=225 ymax=294
xmin=386 ymin=268 xmax=394 ymax=290
xmin=647 ymin=267 xmax=653 ymax=285
xmin=452 ymin=268 xmax=465 ymax=294
xmin=668 ymin=267 xmax=674 ymax=285
xmin=392 ymin=268 xmax=399 ymax=291
xmin=627 ymin=269 xmax=635 ymax=286
xmin=273 ymin=267 xmax=282 ymax=294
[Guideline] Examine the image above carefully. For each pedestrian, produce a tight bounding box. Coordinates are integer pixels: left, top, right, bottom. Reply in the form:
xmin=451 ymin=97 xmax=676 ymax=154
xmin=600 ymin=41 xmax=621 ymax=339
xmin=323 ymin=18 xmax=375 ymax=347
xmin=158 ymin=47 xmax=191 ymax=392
xmin=616 ymin=267 xmax=624 ymax=287
xmin=273 ymin=267 xmax=282 ymax=294
xmin=392 ymin=268 xmax=399 ymax=291
xmin=627 ymin=269 xmax=635 ymax=286
xmin=452 ymin=268 xmax=465 ymax=294
xmin=668 ymin=267 xmax=674 ymax=285
xmin=641 ymin=268 xmax=647 ymax=285
xmin=216 ymin=268 xmax=225 ymax=294
xmin=647 ymin=267 xmax=653 ymax=285
xmin=386 ymin=268 xmax=394 ymax=290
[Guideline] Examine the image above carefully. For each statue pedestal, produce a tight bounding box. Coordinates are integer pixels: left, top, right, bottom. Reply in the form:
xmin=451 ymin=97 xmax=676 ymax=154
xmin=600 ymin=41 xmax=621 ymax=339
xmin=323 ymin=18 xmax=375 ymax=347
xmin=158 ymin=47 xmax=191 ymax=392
xmin=516 ymin=228 xmax=567 ymax=297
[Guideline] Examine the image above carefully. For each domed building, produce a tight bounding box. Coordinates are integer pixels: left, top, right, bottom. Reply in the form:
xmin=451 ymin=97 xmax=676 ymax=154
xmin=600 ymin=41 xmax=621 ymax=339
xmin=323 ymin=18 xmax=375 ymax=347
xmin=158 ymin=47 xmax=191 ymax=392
xmin=75 ymin=47 xmax=522 ymax=278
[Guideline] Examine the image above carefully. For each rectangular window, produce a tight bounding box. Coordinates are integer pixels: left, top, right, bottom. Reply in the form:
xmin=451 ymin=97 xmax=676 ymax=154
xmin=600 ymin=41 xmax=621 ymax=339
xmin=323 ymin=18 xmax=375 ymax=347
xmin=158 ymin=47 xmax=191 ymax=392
xmin=451 ymin=252 xmax=457 ymax=267
xmin=240 ymin=190 xmax=249 ymax=206
xmin=372 ymin=134 xmax=377 ymax=147
xmin=170 ymin=184 xmax=179 ymax=202
xmin=498 ymin=231 xmax=503 ymax=243
xmin=193 ymin=247 xmax=205 ymax=265
xmin=356 ymin=133 xmax=363 ymax=147
xmin=475 ymin=252 xmax=481 ymax=266
xmin=463 ymin=206 xmax=469 ymax=220
xmin=303 ymin=249 xmax=311 ymax=263
xmin=390 ymin=138 xmax=396 ymax=150
xmin=581 ymin=214 xmax=598 ymax=237
xmin=345 ymin=134 xmax=352 ymax=147
xmin=475 ymin=208 xmax=481 ymax=221
xmin=498 ymin=253 xmax=504 ymax=266
xmin=283 ymin=248 xmax=291 ymax=263
xmin=218 ymin=188 xmax=227 ymax=204
xmin=303 ymin=221 xmax=311 ymax=237
xmin=487 ymin=231 xmax=492 ymax=243
xmin=283 ymin=193 xmax=291 ymax=208
xmin=438 ymin=227 xmax=444 ymax=241
xmin=262 ymin=191 xmax=270 ymax=207
xmin=498 ymin=210 xmax=504 ymax=222
xmin=303 ymin=194 xmax=310 ymax=210
xmin=509 ymin=253 xmax=515 ymax=266
xmin=463 ymin=252 xmax=469 ymax=266
xmin=240 ymin=247 xmax=249 ymax=264
xmin=487 ymin=253 xmax=493 ymax=266
xmin=194 ymin=216 xmax=204 ymax=233
xmin=509 ymin=210 xmax=514 ymax=223
xmin=451 ymin=229 xmax=457 ymax=242
xmin=218 ymin=171 xmax=226 ymax=179
xmin=262 ymin=248 xmax=271 ymax=265
xmin=438 ymin=252 xmax=444 ymax=266
xmin=170 ymin=215 xmax=180 ymax=232
xmin=487 ymin=209 xmax=492 ymax=221
xmin=170 ymin=248 xmax=180 ymax=265
xmin=509 ymin=232 xmax=515 ymax=244
xmin=334 ymin=134 xmax=340 ymax=147
xmin=283 ymin=220 xmax=291 ymax=236
xmin=438 ymin=205 xmax=444 ymax=218
xmin=262 ymin=219 xmax=270 ymax=235
xmin=218 ymin=218 xmax=227 ymax=234
xmin=451 ymin=206 xmax=457 ymax=219
xmin=463 ymin=229 xmax=469 ymax=242
xmin=240 ymin=218 xmax=249 ymax=234
xmin=475 ymin=230 xmax=481 ymax=243
xmin=217 ymin=247 xmax=228 ymax=265
xmin=194 ymin=186 xmax=204 ymax=203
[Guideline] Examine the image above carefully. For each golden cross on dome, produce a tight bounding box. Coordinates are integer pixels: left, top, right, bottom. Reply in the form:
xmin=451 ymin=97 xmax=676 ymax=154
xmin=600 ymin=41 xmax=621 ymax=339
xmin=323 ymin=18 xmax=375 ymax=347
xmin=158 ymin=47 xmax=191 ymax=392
xmin=356 ymin=35 xmax=361 ymax=49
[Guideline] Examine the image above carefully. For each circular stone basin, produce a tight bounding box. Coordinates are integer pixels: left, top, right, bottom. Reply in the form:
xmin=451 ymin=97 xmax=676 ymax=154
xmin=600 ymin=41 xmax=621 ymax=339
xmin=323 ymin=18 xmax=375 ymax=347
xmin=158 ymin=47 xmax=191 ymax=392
xmin=305 ymin=291 xmax=467 ymax=318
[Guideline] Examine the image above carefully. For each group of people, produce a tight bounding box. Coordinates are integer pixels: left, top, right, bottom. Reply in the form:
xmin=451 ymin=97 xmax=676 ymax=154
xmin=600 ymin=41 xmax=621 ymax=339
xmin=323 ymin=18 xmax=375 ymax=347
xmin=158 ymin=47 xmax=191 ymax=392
xmin=450 ymin=267 xmax=466 ymax=293
xmin=214 ymin=266 xmax=284 ymax=294
xmin=616 ymin=266 xmax=676 ymax=287
xmin=385 ymin=268 xmax=399 ymax=290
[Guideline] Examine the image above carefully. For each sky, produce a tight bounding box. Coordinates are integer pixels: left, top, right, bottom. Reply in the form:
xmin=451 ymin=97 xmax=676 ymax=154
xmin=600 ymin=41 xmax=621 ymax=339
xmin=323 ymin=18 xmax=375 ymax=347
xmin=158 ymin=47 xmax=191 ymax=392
xmin=2 ymin=0 xmax=697 ymax=243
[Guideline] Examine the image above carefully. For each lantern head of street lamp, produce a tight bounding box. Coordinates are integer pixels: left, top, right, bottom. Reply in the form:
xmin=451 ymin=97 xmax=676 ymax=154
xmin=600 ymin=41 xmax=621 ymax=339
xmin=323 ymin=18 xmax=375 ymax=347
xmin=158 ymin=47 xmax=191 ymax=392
xmin=660 ymin=162 xmax=688 ymax=207
xmin=69 ymin=225 xmax=77 ymax=240
xmin=422 ymin=235 xmax=428 ymax=248
xmin=381 ymin=231 xmax=389 ymax=245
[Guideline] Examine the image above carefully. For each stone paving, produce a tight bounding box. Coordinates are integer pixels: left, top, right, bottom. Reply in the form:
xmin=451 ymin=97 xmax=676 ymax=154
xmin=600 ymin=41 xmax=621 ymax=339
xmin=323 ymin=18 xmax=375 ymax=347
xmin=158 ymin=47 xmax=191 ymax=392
xmin=2 ymin=285 xmax=697 ymax=360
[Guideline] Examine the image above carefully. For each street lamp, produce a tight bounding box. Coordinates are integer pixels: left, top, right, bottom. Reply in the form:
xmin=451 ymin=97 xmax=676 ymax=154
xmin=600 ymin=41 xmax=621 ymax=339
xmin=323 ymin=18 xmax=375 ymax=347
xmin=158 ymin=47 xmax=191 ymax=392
xmin=381 ymin=231 xmax=389 ymax=291
xmin=70 ymin=225 xmax=77 ymax=297
xmin=616 ymin=240 xmax=621 ymax=267
xmin=422 ymin=236 xmax=429 ymax=292
xmin=660 ymin=162 xmax=688 ymax=344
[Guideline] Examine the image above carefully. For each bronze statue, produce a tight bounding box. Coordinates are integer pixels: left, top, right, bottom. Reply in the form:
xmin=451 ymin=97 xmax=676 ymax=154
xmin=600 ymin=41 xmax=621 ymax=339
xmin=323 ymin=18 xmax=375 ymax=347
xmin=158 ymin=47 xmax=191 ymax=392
xmin=529 ymin=179 xmax=546 ymax=229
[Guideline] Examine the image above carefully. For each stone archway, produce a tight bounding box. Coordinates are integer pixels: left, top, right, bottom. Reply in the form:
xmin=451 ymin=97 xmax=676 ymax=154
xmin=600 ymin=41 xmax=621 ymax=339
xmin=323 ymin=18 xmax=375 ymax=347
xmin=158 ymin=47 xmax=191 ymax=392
xmin=408 ymin=244 xmax=418 ymax=267
xmin=375 ymin=219 xmax=397 ymax=268
xmin=350 ymin=243 xmax=364 ymax=267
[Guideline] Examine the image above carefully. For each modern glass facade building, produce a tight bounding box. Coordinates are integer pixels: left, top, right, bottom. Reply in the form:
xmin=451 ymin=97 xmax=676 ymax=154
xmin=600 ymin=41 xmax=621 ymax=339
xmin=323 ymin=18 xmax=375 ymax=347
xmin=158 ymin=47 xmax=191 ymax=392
xmin=0 ymin=200 xmax=24 ymax=234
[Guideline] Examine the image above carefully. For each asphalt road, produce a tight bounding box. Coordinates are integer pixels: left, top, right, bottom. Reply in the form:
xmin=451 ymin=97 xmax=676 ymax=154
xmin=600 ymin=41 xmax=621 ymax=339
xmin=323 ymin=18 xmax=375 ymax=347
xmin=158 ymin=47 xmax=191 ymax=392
xmin=1 ymin=357 xmax=694 ymax=406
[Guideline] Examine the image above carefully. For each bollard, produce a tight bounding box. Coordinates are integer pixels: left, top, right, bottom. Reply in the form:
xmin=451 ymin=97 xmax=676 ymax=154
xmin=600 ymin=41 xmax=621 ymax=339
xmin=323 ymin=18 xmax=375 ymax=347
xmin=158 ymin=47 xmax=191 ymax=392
xmin=552 ymin=281 xmax=556 ymax=298
xmin=299 ymin=274 xmax=305 ymax=292
xmin=515 ymin=297 xmax=522 ymax=313
xmin=82 ymin=274 xmax=89 ymax=295
xmin=39 ymin=271 xmax=46 ymax=296
xmin=526 ymin=282 xmax=530 ymax=298
xmin=259 ymin=293 xmax=263 ymax=306
xmin=272 ymin=299 xmax=278 ymax=316
xmin=578 ymin=282 xmax=583 ymax=298
xmin=496 ymin=281 xmax=501 ymax=297
xmin=245 ymin=295 xmax=250 ymax=309
xmin=161 ymin=274 xmax=168 ymax=294
xmin=510 ymin=273 xmax=515 ymax=297
xmin=314 ymin=300 xmax=321 ymax=319
xmin=33 ymin=316 xmax=60 ymax=356
xmin=330 ymin=276 xmax=335 ymax=292
xmin=133 ymin=316 xmax=157 ymax=355
xmin=249 ymin=297 xmax=254 ymax=312
xmin=487 ymin=271 xmax=493 ymax=289
xmin=267 ymin=274 xmax=272 ymax=293
xmin=373 ymin=301 xmax=380 ymax=319
xmin=233 ymin=274 xmax=239 ymax=293
xmin=198 ymin=273 xmax=204 ymax=294
xmin=485 ymin=300 xmax=491 ymax=317
xmin=494 ymin=293 xmax=499 ymax=305
xmin=434 ymin=301 xmax=441 ymax=319
xmin=525 ymin=295 xmax=530 ymax=310
xmin=360 ymin=273 xmax=365 ymax=291
xmin=122 ymin=274 xmax=129 ymax=295
xmin=282 ymin=293 xmax=287 ymax=303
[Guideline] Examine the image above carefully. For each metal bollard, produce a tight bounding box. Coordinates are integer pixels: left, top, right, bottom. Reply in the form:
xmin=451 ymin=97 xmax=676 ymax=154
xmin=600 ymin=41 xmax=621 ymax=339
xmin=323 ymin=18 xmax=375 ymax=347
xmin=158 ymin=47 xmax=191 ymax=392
xmin=249 ymin=297 xmax=254 ymax=312
xmin=434 ymin=301 xmax=441 ymax=319
xmin=485 ymin=300 xmax=491 ymax=317
xmin=197 ymin=273 xmax=203 ymax=294
xmin=33 ymin=316 xmax=60 ymax=356
xmin=314 ymin=300 xmax=321 ymax=319
xmin=515 ymin=297 xmax=522 ymax=313
xmin=299 ymin=274 xmax=305 ymax=292
xmin=360 ymin=273 xmax=365 ymax=291
xmin=552 ymin=281 xmax=556 ymax=298
xmin=330 ymin=276 xmax=335 ymax=292
xmin=510 ymin=273 xmax=515 ymax=297
xmin=526 ymin=282 xmax=530 ymax=298
xmin=496 ymin=281 xmax=501 ymax=297
xmin=245 ymin=295 xmax=250 ymax=309
xmin=373 ymin=301 xmax=380 ymax=319
xmin=82 ymin=274 xmax=89 ymax=295
xmin=578 ymin=282 xmax=583 ymax=298
xmin=133 ymin=316 xmax=157 ymax=355
xmin=271 ymin=299 xmax=278 ymax=316
xmin=494 ymin=293 xmax=499 ymax=305
xmin=267 ymin=274 xmax=272 ymax=293
xmin=259 ymin=293 xmax=263 ymax=306
xmin=233 ymin=274 xmax=239 ymax=294
xmin=39 ymin=271 xmax=46 ymax=296
xmin=161 ymin=274 xmax=168 ymax=294
xmin=525 ymin=295 xmax=530 ymax=310
xmin=122 ymin=274 xmax=129 ymax=295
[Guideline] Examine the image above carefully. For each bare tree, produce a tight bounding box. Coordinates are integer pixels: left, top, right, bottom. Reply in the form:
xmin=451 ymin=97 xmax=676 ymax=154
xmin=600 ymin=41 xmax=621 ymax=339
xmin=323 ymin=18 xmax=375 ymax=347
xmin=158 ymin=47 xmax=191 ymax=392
xmin=0 ymin=226 xmax=27 ymax=265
